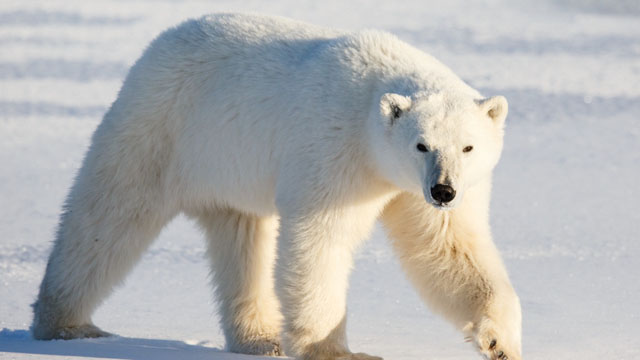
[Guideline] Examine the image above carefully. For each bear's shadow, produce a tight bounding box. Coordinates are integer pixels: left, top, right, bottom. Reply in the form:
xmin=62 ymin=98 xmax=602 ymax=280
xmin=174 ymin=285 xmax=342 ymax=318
xmin=0 ymin=329 xmax=279 ymax=360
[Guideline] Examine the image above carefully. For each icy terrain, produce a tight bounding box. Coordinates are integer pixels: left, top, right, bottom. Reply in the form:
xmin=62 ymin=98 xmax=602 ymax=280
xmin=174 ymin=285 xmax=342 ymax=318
xmin=1 ymin=1 xmax=639 ymax=359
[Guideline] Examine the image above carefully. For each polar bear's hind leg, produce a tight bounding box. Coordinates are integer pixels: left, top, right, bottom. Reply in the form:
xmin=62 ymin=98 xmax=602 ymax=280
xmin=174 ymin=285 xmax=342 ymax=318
xmin=32 ymin=98 xmax=179 ymax=340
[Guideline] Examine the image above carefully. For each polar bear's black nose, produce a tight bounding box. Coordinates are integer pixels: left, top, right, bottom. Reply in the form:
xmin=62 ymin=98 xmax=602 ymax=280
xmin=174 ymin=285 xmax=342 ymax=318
xmin=431 ymin=184 xmax=456 ymax=203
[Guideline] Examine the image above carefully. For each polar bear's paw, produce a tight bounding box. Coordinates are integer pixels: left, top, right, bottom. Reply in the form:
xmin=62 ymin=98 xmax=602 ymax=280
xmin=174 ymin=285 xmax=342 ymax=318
xmin=35 ymin=323 xmax=112 ymax=340
xmin=465 ymin=318 xmax=521 ymax=360
xmin=474 ymin=336 xmax=517 ymax=360
xmin=230 ymin=335 xmax=282 ymax=356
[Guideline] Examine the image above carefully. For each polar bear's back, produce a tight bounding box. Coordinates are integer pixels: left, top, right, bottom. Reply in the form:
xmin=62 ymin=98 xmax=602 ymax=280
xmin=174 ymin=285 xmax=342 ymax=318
xmin=120 ymin=14 xmax=352 ymax=216
xmin=144 ymin=13 xmax=343 ymax=75
xmin=198 ymin=13 xmax=341 ymax=44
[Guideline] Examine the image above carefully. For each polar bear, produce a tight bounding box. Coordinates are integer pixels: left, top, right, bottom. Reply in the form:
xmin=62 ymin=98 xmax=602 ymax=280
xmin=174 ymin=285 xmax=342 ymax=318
xmin=32 ymin=13 xmax=522 ymax=360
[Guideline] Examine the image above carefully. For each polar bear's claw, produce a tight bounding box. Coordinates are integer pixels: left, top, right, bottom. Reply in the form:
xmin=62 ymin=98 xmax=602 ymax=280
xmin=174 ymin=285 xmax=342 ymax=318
xmin=489 ymin=339 xmax=497 ymax=349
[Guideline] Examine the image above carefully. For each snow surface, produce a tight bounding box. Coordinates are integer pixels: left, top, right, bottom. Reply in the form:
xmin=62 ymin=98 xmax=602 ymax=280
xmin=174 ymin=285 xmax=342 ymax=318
xmin=1 ymin=1 xmax=639 ymax=359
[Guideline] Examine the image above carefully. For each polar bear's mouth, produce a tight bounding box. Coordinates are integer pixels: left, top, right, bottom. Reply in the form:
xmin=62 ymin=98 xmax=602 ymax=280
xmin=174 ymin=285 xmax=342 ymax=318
xmin=431 ymin=201 xmax=456 ymax=211
xmin=424 ymin=195 xmax=458 ymax=211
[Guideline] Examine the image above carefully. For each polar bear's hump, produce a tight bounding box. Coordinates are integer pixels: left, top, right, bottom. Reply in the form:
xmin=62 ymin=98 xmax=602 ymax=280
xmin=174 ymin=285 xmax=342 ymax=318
xmin=145 ymin=15 xmax=346 ymax=216
xmin=198 ymin=13 xmax=341 ymax=43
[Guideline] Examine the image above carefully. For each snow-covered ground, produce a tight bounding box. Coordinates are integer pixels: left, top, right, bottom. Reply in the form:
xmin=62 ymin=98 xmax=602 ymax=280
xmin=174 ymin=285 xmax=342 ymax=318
xmin=1 ymin=1 xmax=639 ymax=359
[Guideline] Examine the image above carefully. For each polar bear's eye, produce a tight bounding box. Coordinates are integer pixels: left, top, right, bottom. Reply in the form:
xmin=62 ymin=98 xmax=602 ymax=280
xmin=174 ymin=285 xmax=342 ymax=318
xmin=463 ymin=145 xmax=474 ymax=153
xmin=416 ymin=143 xmax=428 ymax=153
xmin=391 ymin=105 xmax=402 ymax=119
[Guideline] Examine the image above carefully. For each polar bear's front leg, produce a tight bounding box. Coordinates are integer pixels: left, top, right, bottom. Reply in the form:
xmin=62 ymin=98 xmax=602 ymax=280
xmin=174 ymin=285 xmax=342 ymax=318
xmin=380 ymin=189 xmax=522 ymax=360
xmin=276 ymin=211 xmax=382 ymax=360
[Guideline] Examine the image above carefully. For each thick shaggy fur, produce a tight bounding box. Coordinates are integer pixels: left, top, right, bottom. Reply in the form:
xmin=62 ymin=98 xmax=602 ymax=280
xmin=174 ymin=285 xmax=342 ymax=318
xmin=32 ymin=13 xmax=521 ymax=360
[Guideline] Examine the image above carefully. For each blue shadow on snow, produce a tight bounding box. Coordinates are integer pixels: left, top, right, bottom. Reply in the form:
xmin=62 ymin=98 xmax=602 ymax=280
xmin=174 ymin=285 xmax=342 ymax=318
xmin=0 ymin=328 xmax=277 ymax=360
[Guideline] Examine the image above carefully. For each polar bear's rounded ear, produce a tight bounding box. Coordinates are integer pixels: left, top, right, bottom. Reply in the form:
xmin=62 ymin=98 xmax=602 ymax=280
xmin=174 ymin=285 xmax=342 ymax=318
xmin=477 ymin=96 xmax=508 ymax=128
xmin=380 ymin=93 xmax=412 ymax=125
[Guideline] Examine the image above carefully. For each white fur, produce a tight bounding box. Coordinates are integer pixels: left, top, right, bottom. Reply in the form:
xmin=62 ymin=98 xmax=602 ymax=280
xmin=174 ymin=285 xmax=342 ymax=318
xmin=32 ymin=13 xmax=521 ymax=360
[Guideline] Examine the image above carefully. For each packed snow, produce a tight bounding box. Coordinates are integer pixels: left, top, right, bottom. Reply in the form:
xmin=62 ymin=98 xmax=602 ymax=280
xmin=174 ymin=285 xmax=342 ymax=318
xmin=1 ymin=1 xmax=639 ymax=359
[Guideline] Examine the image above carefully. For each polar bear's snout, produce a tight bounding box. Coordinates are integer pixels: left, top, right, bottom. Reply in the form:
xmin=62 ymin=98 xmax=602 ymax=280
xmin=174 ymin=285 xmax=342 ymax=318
xmin=430 ymin=184 xmax=456 ymax=204
xmin=421 ymin=148 xmax=464 ymax=209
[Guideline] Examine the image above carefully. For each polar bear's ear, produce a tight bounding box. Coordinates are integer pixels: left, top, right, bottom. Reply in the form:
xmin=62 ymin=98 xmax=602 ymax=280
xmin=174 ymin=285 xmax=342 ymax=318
xmin=477 ymin=96 xmax=508 ymax=128
xmin=380 ymin=93 xmax=412 ymax=125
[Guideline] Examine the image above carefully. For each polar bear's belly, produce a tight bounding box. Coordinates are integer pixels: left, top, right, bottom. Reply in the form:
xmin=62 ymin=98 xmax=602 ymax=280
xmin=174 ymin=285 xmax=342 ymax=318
xmin=174 ymin=115 xmax=285 ymax=217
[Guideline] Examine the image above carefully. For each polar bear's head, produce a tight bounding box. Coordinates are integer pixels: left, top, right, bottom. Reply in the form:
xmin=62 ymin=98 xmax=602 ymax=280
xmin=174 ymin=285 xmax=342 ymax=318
xmin=371 ymin=91 xmax=508 ymax=210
